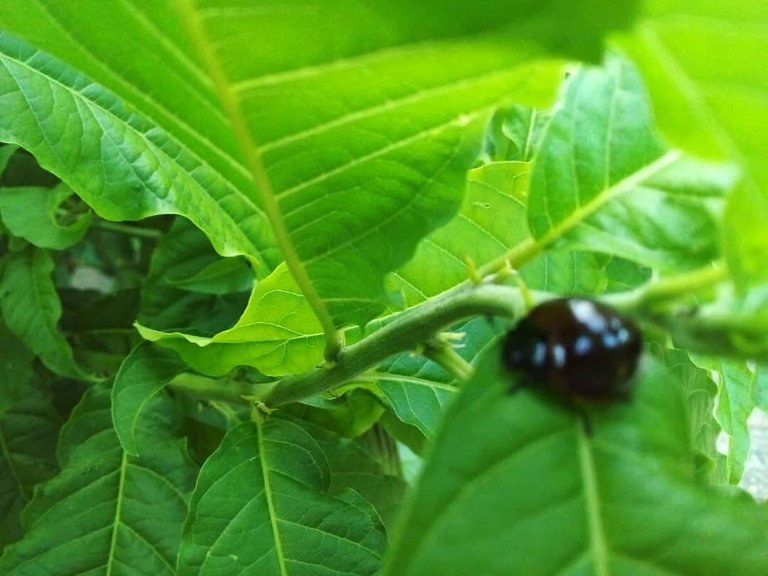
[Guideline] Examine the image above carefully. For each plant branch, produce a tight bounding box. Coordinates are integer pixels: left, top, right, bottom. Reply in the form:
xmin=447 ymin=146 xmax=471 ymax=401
xmin=264 ymin=282 xmax=529 ymax=407
xmin=604 ymin=261 xmax=728 ymax=312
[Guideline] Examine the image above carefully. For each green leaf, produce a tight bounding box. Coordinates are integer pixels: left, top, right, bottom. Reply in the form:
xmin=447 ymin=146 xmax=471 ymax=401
xmin=177 ymin=417 xmax=386 ymax=575
xmin=0 ymin=184 xmax=92 ymax=249
xmin=112 ymin=342 xmax=188 ymax=456
xmin=138 ymin=263 xmax=324 ymax=377
xmin=0 ymin=320 xmax=34 ymax=415
xmin=0 ymin=248 xmax=87 ymax=380
xmin=616 ymin=1 xmax=768 ymax=286
xmin=692 ymin=356 xmax=756 ymax=484
xmin=139 ymin=218 xmax=251 ymax=335
xmin=0 ymin=144 xmax=16 ymax=176
xmin=322 ymin=434 xmax=407 ymax=533
xmin=0 ymin=385 xmax=197 ymax=575
xmin=0 ymin=381 xmax=60 ymax=550
xmin=0 ymin=6 xmax=575 ymax=332
xmin=384 ymin=348 xmax=768 ymax=575
xmin=376 ymin=318 xmax=499 ymax=437
xmin=724 ymin=183 xmax=768 ymax=287
xmin=528 ymin=54 xmax=738 ymax=272
xmin=481 ymin=105 xmax=550 ymax=162
xmin=391 ymin=160 xmax=609 ymax=306
xmin=656 ymin=347 xmax=722 ymax=482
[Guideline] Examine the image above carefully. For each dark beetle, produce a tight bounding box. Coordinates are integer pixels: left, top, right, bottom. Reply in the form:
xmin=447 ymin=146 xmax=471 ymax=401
xmin=502 ymin=298 xmax=642 ymax=403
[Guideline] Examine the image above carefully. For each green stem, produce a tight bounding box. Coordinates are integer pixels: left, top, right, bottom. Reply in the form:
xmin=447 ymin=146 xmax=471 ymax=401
xmin=423 ymin=344 xmax=474 ymax=380
xmin=264 ymin=282 xmax=529 ymax=407
xmin=168 ymin=372 xmax=262 ymax=402
xmin=605 ymin=261 xmax=728 ymax=312
xmin=93 ymin=220 xmax=163 ymax=239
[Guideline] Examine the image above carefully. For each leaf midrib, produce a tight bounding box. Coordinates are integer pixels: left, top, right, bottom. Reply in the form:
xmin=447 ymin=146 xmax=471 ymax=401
xmin=577 ymin=423 xmax=609 ymax=576
xmin=256 ymin=418 xmax=288 ymax=576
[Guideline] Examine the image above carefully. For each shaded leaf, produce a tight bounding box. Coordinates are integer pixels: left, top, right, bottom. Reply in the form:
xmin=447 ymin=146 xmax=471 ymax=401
xmin=0 ymin=320 xmax=34 ymax=415
xmin=112 ymin=342 xmax=188 ymax=456
xmin=0 ymin=381 xmax=61 ymax=550
xmin=139 ymin=218 xmax=251 ymax=335
xmin=481 ymin=104 xmax=550 ymax=162
xmin=177 ymin=417 xmax=386 ymax=576
xmin=0 ymin=184 xmax=91 ymax=249
xmin=0 ymin=248 xmax=87 ymax=380
xmin=0 ymin=385 xmax=197 ymax=575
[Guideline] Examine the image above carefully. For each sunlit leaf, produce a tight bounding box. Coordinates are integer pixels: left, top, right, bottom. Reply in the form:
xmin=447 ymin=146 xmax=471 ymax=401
xmin=138 ymin=263 xmax=324 ymax=377
xmin=617 ymin=1 xmax=768 ymax=287
xmin=528 ymin=54 xmax=738 ymax=271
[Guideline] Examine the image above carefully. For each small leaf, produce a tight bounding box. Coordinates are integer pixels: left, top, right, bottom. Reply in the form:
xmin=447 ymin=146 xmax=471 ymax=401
xmin=0 ymin=248 xmax=88 ymax=380
xmin=692 ymin=355 xmax=756 ymax=484
xmin=0 ymin=385 xmax=197 ymax=575
xmin=481 ymin=105 xmax=550 ymax=162
xmin=377 ymin=318 xmax=499 ymax=437
xmin=112 ymin=342 xmax=188 ymax=456
xmin=138 ymin=263 xmax=324 ymax=377
xmin=0 ymin=184 xmax=91 ymax=249
xmin=0 ymin=144 xmax=16 ymax=175
xmin=177 ymin=417 xmax=386 ymax=576
xmin=385 ymin=348 xmax=768 ymax=575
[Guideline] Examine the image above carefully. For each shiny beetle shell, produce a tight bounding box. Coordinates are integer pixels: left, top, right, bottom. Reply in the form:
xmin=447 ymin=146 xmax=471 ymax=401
xmin=502 ymin=298 xmax=643 ymax=401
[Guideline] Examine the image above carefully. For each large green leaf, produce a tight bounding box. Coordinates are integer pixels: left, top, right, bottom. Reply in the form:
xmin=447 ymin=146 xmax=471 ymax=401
xmin=0 ymin=385 xmax=197 ymax=575
xmin=528 ymin=54 xmax=738 ymax=271
xmin=0 ymin=248 xmax=87 ymax=380
xmin=384 ymin=348 xmax=768 ymax=575
xmin=0 ymin=2 xmax=601 ymax=332
xmin=177 ymin=417 xmax=387 ymax=575
xmin=616 ymin=1 xmax=768 ymax=287
xmin=0 ymin=381 xmax=60 ymax=551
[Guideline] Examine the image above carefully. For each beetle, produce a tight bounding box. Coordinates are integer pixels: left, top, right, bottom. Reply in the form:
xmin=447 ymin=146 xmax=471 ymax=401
xmin=502 ymin=297 xmax=643 ymax=425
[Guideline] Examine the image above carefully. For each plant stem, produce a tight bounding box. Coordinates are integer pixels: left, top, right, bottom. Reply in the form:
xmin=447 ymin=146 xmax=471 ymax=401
xmin=93 ymin=220 xmax=163 ymax=239
xmin=168 ymin=372 xmax=263 ymax=402
xmin=423 ymin=344 xmax=475 ymax=380
xmin=605 ymin=261 xmax=728 ymax=312
xmin=264 ymin=282 xmax=529 ymax=407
